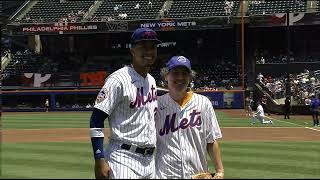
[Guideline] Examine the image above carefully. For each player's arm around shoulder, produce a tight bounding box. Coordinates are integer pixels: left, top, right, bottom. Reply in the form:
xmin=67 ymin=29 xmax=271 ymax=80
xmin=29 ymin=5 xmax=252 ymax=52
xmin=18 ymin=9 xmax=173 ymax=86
xmin=207 ymin=141 xmax=224 ymax=179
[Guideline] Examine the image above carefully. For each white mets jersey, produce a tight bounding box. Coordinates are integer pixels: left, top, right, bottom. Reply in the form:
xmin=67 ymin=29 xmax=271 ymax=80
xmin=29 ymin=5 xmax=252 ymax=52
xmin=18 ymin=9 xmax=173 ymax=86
xmin=94 ymin=65 xmax=158 ymax=147
xmin=155 ymin=92 xmax=222 ymax=179
xmin=256 ymin=104 xmax=264 ymax=117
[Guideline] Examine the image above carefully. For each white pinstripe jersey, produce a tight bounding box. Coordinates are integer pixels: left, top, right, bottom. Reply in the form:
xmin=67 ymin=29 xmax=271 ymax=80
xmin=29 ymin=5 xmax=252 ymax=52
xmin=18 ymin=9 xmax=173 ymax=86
xmin=155 ymin=92 xmax=222 ymax=179
xmin=94 ymin=65 xmax=157 ymax=147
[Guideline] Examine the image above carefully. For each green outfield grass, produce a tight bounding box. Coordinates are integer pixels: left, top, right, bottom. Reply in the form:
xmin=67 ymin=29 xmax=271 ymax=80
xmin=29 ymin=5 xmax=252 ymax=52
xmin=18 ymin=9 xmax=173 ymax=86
xmin=209 ymin=141 xmax=320 ymax=179
xmin=1 ymin=111 xmax=320 ymax=179
xmin=2 ymin=111 xmax=315 ymax=129
xmin=1 ymin=112 xmax=92 ymax=129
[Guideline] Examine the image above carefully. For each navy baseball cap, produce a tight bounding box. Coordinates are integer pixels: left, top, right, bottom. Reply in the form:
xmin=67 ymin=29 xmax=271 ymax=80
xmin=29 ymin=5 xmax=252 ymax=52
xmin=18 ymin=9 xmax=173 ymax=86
xmin=131 ymin=28 xmax=162 ymax=45
xmin=167 ymin=56 xmax=191 ymax=71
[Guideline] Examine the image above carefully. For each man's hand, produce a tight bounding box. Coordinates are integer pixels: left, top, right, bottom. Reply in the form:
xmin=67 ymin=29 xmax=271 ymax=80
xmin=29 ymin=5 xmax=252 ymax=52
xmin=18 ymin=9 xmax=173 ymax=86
xmin=212 ymin=172 xmax=224 ymax=179
xmin=94 ymin=158 xmax=111 ymax=179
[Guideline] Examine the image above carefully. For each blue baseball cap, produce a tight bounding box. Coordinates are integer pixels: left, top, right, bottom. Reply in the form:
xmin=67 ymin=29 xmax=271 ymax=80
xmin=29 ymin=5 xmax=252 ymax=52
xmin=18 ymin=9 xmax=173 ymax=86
xmin=167 ymin=56 xmax=191 ymax=71
xmin=131 ymin=28 xmax=162 ymax=45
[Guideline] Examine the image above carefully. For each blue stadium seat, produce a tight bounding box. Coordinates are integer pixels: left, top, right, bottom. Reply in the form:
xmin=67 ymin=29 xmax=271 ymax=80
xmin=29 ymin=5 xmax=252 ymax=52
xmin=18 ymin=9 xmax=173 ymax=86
xmin=248 ymin=0 xmax=307 ymax=15
xmin=21 ymin=0 xmax=94 ymax=23
xmin=92 ymin=0 xmax=164 ymax=20
xmin=166 ymin=1 xmax=239 ymax=18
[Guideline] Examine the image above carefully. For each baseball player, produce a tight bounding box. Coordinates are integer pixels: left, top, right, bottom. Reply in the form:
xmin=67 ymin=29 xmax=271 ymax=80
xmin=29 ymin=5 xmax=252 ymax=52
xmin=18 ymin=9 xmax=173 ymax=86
xmin=283 ymin=96 xmax=291 ymax=119
xmin=245 ymin=96 xmax=253 ymax=116
xmin=261 ymin=94 xmax=271 ymax=116
xmin=45 ymin=98 xmax=49 ymax=112
xmin=89 ymin=27 xmax=161 ymax=179
xmin=251 ymin=101 xmax=273 ymax=125
xmin=310 ymin=94 xmax=319 ymax=127
xmin=155 ymin=56 xmax=225 ymax=179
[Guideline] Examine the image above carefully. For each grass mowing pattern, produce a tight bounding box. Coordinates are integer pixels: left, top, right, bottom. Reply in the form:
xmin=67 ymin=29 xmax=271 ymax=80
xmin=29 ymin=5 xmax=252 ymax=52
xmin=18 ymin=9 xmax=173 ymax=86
xmin=1 ymin=111 xmax=320 ymax=179
xmin=208 ymin=141 xmax=320 ymax=179
xmin=1 ymin=111 xmax=314 ymax=129
xmin=1 ymin=112 xmax=92 ymax=129
xmin=2 ymin=141 xmax=319 ymax=179
xmin=1 ymin=142 xmax=94 ymax=179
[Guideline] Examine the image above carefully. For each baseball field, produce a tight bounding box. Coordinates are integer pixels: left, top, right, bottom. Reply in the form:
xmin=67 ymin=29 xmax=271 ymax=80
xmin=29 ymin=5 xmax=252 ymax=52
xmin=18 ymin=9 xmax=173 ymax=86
xmin=1 ymin=109 xmax=320 ymax=179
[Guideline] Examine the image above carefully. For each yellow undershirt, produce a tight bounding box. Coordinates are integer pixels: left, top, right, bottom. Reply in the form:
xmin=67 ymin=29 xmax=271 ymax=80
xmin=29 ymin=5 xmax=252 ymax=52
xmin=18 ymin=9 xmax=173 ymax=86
xmin=179 ymin=91 xmax=193 ymax=108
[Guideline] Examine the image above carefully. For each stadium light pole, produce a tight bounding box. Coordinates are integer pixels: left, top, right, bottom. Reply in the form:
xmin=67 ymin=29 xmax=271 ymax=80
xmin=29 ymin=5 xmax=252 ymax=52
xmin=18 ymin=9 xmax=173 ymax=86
xmin=241 ymin=0 xmax=245 ymax=90
xmin=286 ymin=10 xmax=291 ymax=98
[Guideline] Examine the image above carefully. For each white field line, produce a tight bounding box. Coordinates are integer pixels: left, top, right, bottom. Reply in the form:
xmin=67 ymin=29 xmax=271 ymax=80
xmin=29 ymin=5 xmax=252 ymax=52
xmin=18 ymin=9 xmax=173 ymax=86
xmin=264 ymin=116 xmax=303 ymax=126
xmin=264 ymin=115 xmax=320 ymax=132
xmin=305 ymin=127 xmax=320 ymax=132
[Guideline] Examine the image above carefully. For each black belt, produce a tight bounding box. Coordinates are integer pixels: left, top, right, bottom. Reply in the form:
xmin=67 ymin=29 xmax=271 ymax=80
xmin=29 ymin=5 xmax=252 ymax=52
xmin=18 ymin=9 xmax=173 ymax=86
xmin=120 ymin=144 xmax=155 ymax=156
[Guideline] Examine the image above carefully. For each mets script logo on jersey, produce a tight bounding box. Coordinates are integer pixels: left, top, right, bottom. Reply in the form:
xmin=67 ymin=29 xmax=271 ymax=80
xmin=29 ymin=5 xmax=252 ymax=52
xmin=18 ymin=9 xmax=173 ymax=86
xmin=159 ymin=109 xmax=201 ymax=136
xmin=96 ymin=88 xmax=108 ymax=104
xmin=130 ymin=85 xmax=157 ymax=108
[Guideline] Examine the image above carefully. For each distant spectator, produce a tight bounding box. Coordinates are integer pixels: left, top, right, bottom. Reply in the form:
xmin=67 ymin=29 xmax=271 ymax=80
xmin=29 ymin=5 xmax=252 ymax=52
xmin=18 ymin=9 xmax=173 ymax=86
xmin=190 ymin=80 xmax=195 ymax=89
xmin=86 ymin=103 xmax=92 ymax=108
xmin=305 ymin=96 xmax=311 ymax=105
xmin=163 ymin=9 xmax=168 ymax=17
xmin=148 ymin=0 xmax=152 ymax=8
xmin=257 ymin=72 xmax=264 ymax=83
xmin=295 ymin=0 xmax=303 ymax=6
xmin=134 ymin=3 xmax=140 ymax=9
xmin=260 ymin=56 xmax=265 ymax=64
xmin=78 ymin=10 xmax=86 ymax=16
xmin=114 ymin=5 xmax=119 ymax=11
xmin=224 ymin=3 xmax=232 ymax=15
xmin=25 ymin=15 xmax=31 ymax=21
xmin=72 ymin=103 xmax=80 ymax=108
xmin=118 ymin=13 xmax=127 ymax=19
xmin=107 ymin=16 xmax=114 ymax=21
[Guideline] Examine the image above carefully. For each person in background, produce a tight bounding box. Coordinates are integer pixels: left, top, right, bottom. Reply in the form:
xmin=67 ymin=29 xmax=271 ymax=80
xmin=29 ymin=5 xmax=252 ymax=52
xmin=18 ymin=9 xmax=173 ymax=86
xmin=261 ymin=94 xmax=271 ymax=116
xmin=245 ymin=96 xmax=253 ymax=116
xmin=251 ymin=101 xmax=273 ymax=125
xmin=283 ymin=96 xmax=291 ymax=119
xmin=310 ymin=95 xmax=319 ymax=127
xmin=45 ymin=98 xmax=49 ymax=112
